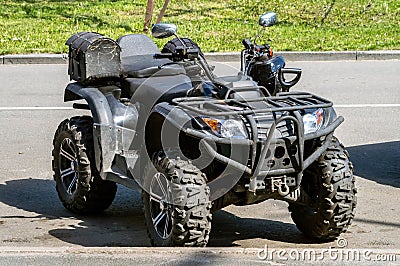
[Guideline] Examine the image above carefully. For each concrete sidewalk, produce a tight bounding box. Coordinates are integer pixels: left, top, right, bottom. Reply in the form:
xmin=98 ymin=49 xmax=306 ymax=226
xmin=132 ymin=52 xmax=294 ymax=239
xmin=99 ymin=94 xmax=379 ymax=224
xmin=1 ymin=50 xmax=400 ymax=64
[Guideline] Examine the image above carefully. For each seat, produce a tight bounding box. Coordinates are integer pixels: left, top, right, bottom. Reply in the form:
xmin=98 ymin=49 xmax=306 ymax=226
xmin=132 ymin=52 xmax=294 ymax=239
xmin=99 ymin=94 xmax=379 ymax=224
xmin=117 ymin=34 xmax=185 ymax=78
xmin=117 ymin=34 xmax=160 ymax=58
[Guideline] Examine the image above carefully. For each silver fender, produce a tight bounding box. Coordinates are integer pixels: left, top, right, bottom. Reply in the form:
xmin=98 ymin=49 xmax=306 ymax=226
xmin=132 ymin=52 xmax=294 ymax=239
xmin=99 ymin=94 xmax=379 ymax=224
xmin=64 ymin=83 xmax=138 ymax=178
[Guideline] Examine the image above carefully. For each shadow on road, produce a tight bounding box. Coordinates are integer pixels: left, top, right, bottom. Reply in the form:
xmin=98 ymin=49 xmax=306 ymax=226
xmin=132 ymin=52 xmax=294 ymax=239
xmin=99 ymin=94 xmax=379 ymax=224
xmin=209 ymin=210 xmax=314 ymax=247
xmin=347 ymin=141 xmax=400 ymax=188
xmin=1 ymin=141 xmax=398 ymax=247
xmin=0 ymin=178 xmax=149 ymax=246
xmin=0 ymin=178 xmax=66 ymax=219
xmin=0 ymin=178 xmax=315 ymax=247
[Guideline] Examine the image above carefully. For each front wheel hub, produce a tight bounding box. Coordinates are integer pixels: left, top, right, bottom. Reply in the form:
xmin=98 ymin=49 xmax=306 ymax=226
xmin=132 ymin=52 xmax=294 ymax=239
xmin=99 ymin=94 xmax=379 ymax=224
xmin=149 ymin=173 xmax=173 ymax=240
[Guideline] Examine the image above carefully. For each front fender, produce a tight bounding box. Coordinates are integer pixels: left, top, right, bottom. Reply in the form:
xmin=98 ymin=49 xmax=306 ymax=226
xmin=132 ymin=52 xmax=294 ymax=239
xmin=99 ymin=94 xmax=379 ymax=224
xmin=145 ymin=102 xmax=195 ymax=157
xmin=146 ymin=102 xmax=251 ymax=176
xmin=152 ymin=102 xmax=195 ymax=129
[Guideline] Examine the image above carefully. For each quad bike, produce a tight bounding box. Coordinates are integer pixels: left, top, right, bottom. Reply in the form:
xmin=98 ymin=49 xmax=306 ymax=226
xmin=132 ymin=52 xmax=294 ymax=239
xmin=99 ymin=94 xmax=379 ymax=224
xmin=52 ymin=12 xmax=356 ymax=247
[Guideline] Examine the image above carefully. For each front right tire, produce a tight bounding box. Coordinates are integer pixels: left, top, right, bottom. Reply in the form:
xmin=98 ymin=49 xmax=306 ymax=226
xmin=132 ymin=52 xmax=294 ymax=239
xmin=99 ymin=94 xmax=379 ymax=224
xmin=289 ymin=137 xmax=357 ymax=240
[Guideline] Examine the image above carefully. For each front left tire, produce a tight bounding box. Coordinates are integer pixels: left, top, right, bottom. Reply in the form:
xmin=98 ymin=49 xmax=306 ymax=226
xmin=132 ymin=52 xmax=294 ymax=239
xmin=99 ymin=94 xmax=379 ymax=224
xmin=142 ymin=151 xmax=212 ymax=247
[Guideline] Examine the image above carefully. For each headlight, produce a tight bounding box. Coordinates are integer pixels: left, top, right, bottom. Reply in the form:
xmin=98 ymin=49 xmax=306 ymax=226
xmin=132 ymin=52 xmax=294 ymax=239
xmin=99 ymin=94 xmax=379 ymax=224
xmin=202 ymin=117 xmax=248 ymax=139
xmin=303 ymin=108 xmax=324 ymax=134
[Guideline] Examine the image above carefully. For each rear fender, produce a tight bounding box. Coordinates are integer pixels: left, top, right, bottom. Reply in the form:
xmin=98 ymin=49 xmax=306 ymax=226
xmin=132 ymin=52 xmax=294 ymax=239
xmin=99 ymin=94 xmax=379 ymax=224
xmin=64 ymin=83 xmax=138 ymax=178
xmin=64 ymin=83 xmax=113 ymax=124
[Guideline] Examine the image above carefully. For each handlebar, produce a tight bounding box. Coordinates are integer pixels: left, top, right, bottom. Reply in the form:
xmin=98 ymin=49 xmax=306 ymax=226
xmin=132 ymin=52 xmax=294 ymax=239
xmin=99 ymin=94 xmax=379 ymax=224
xmin=242 ymin=39 xmax=254 ymax=50
xmin=154 ymin=47 xmax=200 ymax=61
xmin=154 ymin=53 xmax=174 ymax=59
xmin=242 ymin=38 xmax=270 ymax=54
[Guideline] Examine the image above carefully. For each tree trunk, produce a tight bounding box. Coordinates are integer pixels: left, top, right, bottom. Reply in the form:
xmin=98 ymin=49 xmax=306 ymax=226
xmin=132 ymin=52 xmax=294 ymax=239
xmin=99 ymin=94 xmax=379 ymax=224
xmin=156 ymin=0 xmax=170 ymax=24
xmin=143 ymin=0 xmax=155 ymax=32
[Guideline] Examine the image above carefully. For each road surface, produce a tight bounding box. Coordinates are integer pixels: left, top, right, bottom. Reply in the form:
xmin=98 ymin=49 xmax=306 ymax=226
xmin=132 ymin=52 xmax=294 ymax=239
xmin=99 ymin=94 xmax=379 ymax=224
xmin=0 ymin=60 xmax=399 ymax=264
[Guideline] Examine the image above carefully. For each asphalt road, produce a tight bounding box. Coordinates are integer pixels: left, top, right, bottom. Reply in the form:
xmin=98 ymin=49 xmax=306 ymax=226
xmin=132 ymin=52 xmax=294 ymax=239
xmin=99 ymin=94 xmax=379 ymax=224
xmin=0 ymin=60 xmax=399 ymax=265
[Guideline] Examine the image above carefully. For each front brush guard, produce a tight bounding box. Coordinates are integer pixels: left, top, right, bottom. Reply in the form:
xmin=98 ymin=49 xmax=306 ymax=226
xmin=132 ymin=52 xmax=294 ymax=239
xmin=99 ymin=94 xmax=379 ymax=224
xmin=197 ymin=115 xmax=343 ymax=192
xmin=173 ymin=92 xmax=344 ymax=193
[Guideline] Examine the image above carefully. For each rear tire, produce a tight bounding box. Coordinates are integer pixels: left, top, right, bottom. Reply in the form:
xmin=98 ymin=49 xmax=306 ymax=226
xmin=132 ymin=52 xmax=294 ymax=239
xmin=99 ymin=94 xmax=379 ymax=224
xmin=52 ymin=116 xmax=117 ymax=214
xmin=142 ymin=151 xmax=212 ymax=247
xmin=289 ymin=137 xmax=357 ymax=240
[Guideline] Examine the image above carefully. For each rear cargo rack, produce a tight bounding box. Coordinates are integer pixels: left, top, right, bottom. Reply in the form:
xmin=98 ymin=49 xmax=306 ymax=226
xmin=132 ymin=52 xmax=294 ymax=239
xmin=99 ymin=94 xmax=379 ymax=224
xmin=172 ymin=91 xmax=332 ymax=116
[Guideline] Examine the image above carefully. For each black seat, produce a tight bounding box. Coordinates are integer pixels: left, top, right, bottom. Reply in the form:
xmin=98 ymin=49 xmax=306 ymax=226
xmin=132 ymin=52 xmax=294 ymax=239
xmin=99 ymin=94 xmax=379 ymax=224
xmin=117 ymin=34 xmax=185 ymax=78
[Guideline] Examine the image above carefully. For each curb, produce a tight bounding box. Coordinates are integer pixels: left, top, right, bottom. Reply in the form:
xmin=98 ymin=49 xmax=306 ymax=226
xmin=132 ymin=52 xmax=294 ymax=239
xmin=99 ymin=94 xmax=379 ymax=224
xmin=0 ymin=246 xmax=398 ymax=255
xmin=1 ymin=54 xmax=68 ymax=64
xmin=0 ymin=246 xmax=259 ymax=254
xmin=1 ymin=51 xmax=400 ymax=64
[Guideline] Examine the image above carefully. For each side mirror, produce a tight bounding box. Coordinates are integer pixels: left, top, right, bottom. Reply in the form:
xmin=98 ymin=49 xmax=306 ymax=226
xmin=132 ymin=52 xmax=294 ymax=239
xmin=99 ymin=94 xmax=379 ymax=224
xmin=259 ymin=12 xmax=277 ymax=27
xmin=151 ymin=23 xmax=177 ymax=39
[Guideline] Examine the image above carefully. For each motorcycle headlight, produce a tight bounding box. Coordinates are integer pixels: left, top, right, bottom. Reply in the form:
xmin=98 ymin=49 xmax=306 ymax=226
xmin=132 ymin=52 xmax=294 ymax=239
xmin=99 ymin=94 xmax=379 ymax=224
xmin=202 ymin=117 xmax=248 ymax=139
xmin=303 ymin=108 xmax=324 ymax=134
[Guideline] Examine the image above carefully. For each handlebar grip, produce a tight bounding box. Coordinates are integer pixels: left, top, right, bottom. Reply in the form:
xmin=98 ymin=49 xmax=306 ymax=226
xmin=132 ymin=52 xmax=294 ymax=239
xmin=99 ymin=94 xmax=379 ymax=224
xmin=242 ymin=39 xmax=253 ymax=49
xmin=154 ymin=53 xmax=173 ymax=59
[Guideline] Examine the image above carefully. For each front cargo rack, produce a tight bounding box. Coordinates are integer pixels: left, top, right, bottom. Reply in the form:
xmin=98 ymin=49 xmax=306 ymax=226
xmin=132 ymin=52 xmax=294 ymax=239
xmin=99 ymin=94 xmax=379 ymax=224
xmin=172 ymin=91 xmax=333 ymax=116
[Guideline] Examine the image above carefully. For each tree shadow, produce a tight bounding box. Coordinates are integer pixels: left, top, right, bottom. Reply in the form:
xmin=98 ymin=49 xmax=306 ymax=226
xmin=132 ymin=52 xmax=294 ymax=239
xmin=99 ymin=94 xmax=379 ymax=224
xmin=166 ymin=7 xmax=226 ymax=19
xmin=320 ymin=0 xmax=336 ymax=26
xmin=347 ymin=141 xmax=400 ymax=188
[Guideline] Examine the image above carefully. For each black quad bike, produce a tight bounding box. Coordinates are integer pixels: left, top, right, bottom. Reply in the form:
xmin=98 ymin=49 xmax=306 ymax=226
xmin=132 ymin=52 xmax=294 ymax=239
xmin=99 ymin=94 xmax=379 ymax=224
xmin=52 ymin=12 xmax=356 ymax=247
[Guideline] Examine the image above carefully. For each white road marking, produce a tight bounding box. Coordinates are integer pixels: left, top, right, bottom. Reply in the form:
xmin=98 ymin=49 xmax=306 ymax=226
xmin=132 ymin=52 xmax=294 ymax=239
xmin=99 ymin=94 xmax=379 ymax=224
xmin=0 ymin=107 xmax=73 ymax=110
xmin=335 ymin=104 xmax=400 ymax=108
xmin=0 ymin=104 xmax=399 ymax=111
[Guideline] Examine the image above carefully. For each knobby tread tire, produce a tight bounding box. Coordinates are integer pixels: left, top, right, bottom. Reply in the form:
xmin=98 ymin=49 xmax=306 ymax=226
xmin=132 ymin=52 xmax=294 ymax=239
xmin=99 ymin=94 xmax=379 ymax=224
xmin=142 ymin=151 xmax=212 ymax=247
xmin=52 ymin=116 xmax=117 ymax=214
xmin=289 ymin=137 xmax=357 ymax=240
